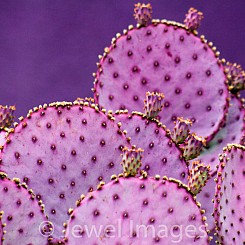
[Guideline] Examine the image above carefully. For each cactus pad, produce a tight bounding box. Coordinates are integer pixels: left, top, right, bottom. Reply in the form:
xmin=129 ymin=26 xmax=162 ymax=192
xmin=65 ymin=176 xmax=210 ymax=244
xmin=93 ymin=21 xmax=228 ymax=140
xmin=196 ymin=95 xmax=244 ymax=172
xmin=0 ymin=102 xmax=131 ymax=240
xmin=0 ymin=174 xmax=49 ymax=244
xmin=214 ymin=144 xmax=245 ymax=244
xmin=114 ymin=111 xmax=188 ymax=183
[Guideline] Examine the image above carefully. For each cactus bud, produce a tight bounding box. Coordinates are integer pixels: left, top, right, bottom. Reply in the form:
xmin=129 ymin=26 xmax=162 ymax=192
xmin=182 ymin=133 xmax=206 ymax=160
xmin=144 ymin=92 xmax=164 ymax=119
xmin=121 ymin=145 xmax=144 ymax=177
xmin=184 ymin=7 xmax=204 ymax=31
xmin=0 ymin=105 xmax=16 ymax=129
xmin=172 ymin=117 xmax=192 ymax=144
xmin=188 ymin=161 xmax=210 ymax=195
xmin=134 ymin=3 xmax=152 ymax=26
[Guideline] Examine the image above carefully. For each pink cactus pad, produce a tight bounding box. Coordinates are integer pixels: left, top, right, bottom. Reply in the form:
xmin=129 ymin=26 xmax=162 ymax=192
xmin=65 ymin=175 xmax=210 ymax=244
xmin=0 ymin=174 xmax=49 ymax=244
xmin=0 ymin=101 xmax=131 ymax=240
xmin=195 ymin=94 xmax=244 ymax=173
xmin=214 ymin=144 xmax=245 ymax=244
xmin=114 ymin=111 xmax=188 ymax=183
xmin=93 ymin=21 xmax=228 ymax=141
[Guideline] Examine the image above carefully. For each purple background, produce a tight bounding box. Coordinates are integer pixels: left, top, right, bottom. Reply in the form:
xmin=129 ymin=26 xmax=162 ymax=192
xmin=0 ymin=0 xmax=244 ymax=118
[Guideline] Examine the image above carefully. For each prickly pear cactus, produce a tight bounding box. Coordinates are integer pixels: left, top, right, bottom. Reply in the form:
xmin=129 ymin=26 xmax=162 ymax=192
xmin=214 ymin=144 xmax=245 ymax=244
xmin=114 ymin=111 xmax=188 ymax=183
xmin=65 ymin=175 xmax=210 ymax=244
xmin=0 ymin=173 xmax=50 ymax=244
xmin=93 ymin=7 xmax=229 ymax=141
xmin=0 ymin=101 xmax=131 ymax=240
xmin=196 ymin=94 xmax=244 ymax=172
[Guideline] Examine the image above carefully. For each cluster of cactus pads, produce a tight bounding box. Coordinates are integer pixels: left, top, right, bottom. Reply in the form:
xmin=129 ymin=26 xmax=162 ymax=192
xmin=0 ymin=3 xmax=244 ymax=245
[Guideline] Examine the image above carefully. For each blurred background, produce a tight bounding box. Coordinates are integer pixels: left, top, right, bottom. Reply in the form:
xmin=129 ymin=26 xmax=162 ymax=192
xmin=0 ymin=0 xmax=244 ymax=118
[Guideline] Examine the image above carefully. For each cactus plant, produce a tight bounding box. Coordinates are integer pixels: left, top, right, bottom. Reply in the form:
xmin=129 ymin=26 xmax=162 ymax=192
xmin=214 ymin=144 xmax=245 ymax=244
xmin=0 ymin=101 xmax=131 ymax=240
xmin=93 ymin=6 xmax=229 ymax=141
xmin=0 ymin=3 xmax=243 ymax=244
xmin=0 ymin=173 xmax=50 ymax=244
xmin=65 ymin=175 xmax=210 ymax=244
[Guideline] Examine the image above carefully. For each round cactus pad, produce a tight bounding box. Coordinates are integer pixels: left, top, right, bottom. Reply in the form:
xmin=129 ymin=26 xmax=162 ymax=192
xmin=0 ymin=175 xmax=49 ymax=244
xmin=0 ymin=102 xmax=131 ymax=240
xmin=214 ymin=144 xmax=245 ymax=244
xmin=115 ymin=112 xmax=188 ymax=183
xmin=65 ymin=176 xmax=210 ymax=244
xmin=94 ymin=22 xmax=228 ymax=140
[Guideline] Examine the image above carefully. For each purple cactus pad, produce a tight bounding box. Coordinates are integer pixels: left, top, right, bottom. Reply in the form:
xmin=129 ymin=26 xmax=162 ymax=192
xmin=65 ymin=175 xmax=210 ymax=244
xmin=0 ymin=101 xmax=131 ymax=240
xmin=195 ymin=94 xmax=245 ymax=173
xmin=114 ymin=111 xmax=188 ymax=183
xmin=94 ymin=21 xmax=228 ymax=141
xmin=214 ymin=144 xmax=245 ymax=244
xmin=0 ymin=174 xmax=49 ymax=244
